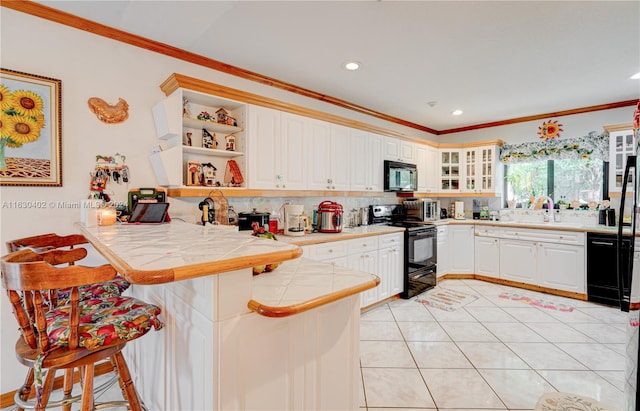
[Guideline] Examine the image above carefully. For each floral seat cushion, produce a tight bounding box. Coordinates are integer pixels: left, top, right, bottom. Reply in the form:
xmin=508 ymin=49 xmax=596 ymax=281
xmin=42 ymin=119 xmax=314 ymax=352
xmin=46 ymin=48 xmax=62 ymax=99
xmin=45 ymin=295 xmax=163 ymax=350
xmin=32 ymin=295 xmax=163 ymax=398
xmin=53 ymin=277 xmax=130 ymax=306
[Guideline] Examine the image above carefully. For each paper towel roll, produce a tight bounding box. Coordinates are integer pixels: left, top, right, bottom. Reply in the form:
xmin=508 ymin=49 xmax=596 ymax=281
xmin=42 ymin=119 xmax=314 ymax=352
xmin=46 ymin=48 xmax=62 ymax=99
xmin=454 ymin=201 xmax=465 ymax=220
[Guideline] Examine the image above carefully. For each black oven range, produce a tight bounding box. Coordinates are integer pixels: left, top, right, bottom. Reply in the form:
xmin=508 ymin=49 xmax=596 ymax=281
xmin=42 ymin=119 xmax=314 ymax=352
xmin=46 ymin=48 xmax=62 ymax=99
xmin=370 ymin=205 xmax=437 ymax=299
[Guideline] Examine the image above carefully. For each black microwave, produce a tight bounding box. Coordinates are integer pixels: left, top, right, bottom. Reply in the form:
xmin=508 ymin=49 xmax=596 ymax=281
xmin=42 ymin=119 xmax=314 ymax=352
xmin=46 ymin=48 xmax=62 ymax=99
xmin=384 ymin=160 xmax=417 ymax=192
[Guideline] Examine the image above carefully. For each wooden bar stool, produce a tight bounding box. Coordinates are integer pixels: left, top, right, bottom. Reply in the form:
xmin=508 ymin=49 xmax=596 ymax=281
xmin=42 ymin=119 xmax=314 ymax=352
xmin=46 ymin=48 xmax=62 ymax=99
xmin=1 ymin=247 xmax=163 ymax=411
xmin=6 ymin=233 xmax=132 ymax=410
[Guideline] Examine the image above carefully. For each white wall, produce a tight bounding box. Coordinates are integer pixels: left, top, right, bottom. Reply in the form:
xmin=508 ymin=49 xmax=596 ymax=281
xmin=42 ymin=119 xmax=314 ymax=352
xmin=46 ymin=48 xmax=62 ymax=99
xmin=0 ymin=7 xmax=635 ymax=396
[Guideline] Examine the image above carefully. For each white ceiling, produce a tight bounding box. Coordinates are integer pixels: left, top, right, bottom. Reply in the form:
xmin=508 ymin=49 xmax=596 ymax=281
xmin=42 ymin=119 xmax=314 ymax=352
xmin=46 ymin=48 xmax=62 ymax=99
xmin=38 ymin=0 xmax=640 ymax=132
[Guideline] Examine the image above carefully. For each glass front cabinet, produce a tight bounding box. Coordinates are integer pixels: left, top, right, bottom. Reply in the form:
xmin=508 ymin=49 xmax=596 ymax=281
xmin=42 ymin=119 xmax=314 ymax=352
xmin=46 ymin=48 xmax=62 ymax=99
xmin=440 ymin=149 xmax=461 ymax=192
xmin=606 ymin=124 xmax=635 ymax=195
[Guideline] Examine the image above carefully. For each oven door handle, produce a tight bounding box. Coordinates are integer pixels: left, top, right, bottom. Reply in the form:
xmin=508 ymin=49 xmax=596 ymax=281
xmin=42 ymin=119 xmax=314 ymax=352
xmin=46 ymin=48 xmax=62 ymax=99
xmin=413 ymin=269 xmax=436 ymax=280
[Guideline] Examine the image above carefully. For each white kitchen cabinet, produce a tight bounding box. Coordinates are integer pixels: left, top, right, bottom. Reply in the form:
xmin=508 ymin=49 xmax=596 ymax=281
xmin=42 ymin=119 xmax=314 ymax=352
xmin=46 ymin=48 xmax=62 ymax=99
xmin=150 ymin=87 xmax=247 ymax=188
xmin=384 ymin=137 xmax=415 ymax=163
xmin=499 ymin=238 xmax=537 ymax=284
xmin=377 ymin=233 xmax=404 ymax=299
xmin=350 ymin=130 xmax=384 ymax=192
xmin=307 ymin=121 xmax=350 ymax=191
xmin=537 ymin=242 xmax=585 ymax=294
xmin=474 ymin=225 xmax=500 ymax=278
xmin=416 ymin=144 xmax=439 ymax=193
xmin=606 ymin=124 xmax=635 ymax=194
xmin=247 ymin=106 xmax=307 ymax=190
xmin=499 ymin=227 xmax=585 ymax=294
xmin=347 ymin=236 xmax=379 ymax=308
xmin=463 ymin=145 xmax=502 ymax=194
xmin=439 ymin=149 xmax=462 ymax=193
xmin=449 ymin=224 xmax=475 ymax=273
xmin=348 ymin=250 xmax=378 ymax=307
xmin=436 ymin=225 xmax=450 ymax=277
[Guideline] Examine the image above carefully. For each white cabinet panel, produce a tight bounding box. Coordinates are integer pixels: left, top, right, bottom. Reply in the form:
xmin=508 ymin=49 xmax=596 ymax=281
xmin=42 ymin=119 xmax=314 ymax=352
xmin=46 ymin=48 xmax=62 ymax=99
xmin=307 ymin=121 xmax=349 ymax=191
xmin=537 ymin=243 xmax=585 ymax=293
xmin=416 ymin=144 xmax=438 ymax=193
xmin=499 ymin=239 xmax=537 ymax=284
xmin=474 ymin=236 xmax=500 ymax=278
xmin=436 ymin=226 xmax=449 ymax=277
xmin=378 ymin=244 xmax=403 ymax=299
xmin=384 ymin=137 xmax=415 ymax=163
xmin=449 ymin=225 xmax=475 ymax=273
xmin=350 ymin=130 xmax=384 ymax=192
xmin=247 ymin=107 xmax=307 ymax=190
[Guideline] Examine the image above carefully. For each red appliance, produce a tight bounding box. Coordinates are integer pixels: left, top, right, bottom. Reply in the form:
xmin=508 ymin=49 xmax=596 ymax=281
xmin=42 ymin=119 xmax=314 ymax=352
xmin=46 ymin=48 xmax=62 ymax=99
xmin=317 ymin=201 xmax=343 ymax=233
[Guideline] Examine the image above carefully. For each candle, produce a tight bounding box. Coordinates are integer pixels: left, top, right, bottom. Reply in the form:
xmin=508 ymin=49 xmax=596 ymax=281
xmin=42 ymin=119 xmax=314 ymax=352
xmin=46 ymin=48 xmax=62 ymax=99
xmin=98 ymin=208 xmax=117 ymax=226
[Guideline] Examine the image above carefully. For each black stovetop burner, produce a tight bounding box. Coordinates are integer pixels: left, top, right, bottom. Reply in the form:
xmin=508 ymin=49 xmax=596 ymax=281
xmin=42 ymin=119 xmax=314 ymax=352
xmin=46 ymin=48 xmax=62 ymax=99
xmin=387 ymin=220 xmax=433 ymax=228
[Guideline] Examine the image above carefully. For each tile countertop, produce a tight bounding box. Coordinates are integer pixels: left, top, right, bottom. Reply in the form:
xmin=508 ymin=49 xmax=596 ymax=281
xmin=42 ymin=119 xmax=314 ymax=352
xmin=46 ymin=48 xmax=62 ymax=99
xmin=434 ymin=218 xmax=637 ymax=235
xmin=76 ymin=220 xmax=303 ymax=284
xmin=273 ymin=224 xmax=406 ymax=246
xmin=76 ymin=220 xmax=379 ymax=318
xmin=249 ymin=257 xmax=380 ymax=317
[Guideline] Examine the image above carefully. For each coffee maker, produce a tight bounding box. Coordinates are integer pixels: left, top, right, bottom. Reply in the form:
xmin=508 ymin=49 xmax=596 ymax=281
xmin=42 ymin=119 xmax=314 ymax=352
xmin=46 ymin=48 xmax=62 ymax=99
xmin=283 ymin=204 xmax=306 ymax=236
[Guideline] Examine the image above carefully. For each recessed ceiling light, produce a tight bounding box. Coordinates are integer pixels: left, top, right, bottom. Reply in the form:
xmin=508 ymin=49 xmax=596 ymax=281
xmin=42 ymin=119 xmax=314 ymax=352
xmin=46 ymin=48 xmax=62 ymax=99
xmin=631 ymin=72 xmax=640 ymax=80
xmin=451 ymin=109 xmax=463 ymax=116
xmin=343 ymin=61 xmax=361 ymax=71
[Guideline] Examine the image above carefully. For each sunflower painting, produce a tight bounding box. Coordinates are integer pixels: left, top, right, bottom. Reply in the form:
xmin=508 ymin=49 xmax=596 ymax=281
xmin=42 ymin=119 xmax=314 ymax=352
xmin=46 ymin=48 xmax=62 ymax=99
xmin=0 ymin=69 xmax=62 ymax=186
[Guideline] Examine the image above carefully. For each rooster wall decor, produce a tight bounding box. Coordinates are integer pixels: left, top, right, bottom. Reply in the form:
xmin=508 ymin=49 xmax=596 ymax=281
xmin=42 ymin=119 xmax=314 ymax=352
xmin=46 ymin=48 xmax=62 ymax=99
xmin=87 ymin=97 xmax=129 ymax=124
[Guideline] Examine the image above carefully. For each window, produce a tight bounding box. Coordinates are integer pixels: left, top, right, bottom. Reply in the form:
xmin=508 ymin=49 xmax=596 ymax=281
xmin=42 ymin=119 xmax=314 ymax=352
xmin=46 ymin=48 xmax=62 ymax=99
xmin=505 ymin=158 xmax=604 ymax=207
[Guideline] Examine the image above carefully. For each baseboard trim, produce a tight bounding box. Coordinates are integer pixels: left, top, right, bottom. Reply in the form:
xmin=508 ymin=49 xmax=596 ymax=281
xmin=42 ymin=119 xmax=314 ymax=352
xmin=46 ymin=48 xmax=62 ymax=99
xmin=439 ymin=273 xmax=588 ymax=301
xmin=0 ymin=361 xmax=114 ymax=408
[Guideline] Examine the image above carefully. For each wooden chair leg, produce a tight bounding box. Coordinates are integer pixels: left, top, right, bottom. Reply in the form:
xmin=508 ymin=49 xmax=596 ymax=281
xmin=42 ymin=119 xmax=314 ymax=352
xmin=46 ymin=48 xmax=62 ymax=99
xmin=15 ymin=368 xmax=35 ymax=411
xmin=80 ymin=364 xmax=94 ymax=411
xmin=62 ymin=368 xmax=74 ymax=411
xmin=36 ymin=368 xmax=57 ymax=411
xmin=112 ymin=351 xmax=143 ymax=411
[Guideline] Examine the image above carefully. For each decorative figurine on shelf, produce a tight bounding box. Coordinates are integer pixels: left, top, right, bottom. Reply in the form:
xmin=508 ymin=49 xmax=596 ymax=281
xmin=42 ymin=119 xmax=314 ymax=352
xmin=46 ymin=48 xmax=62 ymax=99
xmin=202 ymin=162 xmax=217 ymax=186
xmin=184 ymin=131 xmax=192 ymax=146
xmin=225 ymin=134 xmax=236 ymax=151
xmin=186 ymin=161 xmax=203 ymax=186
xmin=197 ymin=111 xmax=213 ymax=122
xmin=216 ymin=108 xmax=229 ymax=124
xmin=202 ymin=129 xmax=215 ymax=149
xmin=183 ymin=97 xmax=190 ymax=118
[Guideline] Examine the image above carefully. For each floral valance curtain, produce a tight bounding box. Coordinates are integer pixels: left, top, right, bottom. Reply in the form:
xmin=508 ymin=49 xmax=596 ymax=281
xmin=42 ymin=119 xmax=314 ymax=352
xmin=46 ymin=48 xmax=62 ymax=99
xmin=499 ymin=131 xmax=608 ymax=164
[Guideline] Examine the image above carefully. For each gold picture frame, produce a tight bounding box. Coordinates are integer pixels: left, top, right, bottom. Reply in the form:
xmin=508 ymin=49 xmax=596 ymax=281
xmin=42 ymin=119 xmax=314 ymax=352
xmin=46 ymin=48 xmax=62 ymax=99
xmin=0 ymin=68 xmax=62 ymax=186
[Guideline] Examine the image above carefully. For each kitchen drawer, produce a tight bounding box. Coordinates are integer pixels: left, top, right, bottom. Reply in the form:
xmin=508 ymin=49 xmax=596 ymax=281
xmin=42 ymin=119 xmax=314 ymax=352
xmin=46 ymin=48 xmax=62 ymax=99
xmin=348 ymin=236 xmax=379 ymax=254
xmin=306 ymin=241 xmax=348 ymax=261
xmin=437 ymin=226 xmax=448 ymax=236
xmin=499 ymin=227 xmax=584 ymax=245
xmin=474 ymin=225 xmax=500 ymax=237
xmin=378 ymin=232 xmax=404 ymax=249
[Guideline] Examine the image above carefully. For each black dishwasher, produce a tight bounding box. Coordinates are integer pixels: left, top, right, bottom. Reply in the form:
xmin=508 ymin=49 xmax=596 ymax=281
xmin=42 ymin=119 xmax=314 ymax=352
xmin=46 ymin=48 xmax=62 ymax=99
xmin=586 ymin=232 xmax=631 ymax=307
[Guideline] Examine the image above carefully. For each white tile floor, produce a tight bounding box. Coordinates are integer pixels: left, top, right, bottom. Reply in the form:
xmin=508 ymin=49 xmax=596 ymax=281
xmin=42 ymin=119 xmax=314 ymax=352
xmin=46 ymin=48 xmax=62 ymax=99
xmin=359 ymin=279 xmax=627 ymax=410
xmin=2 ymin=279 xmax=627 ymax=410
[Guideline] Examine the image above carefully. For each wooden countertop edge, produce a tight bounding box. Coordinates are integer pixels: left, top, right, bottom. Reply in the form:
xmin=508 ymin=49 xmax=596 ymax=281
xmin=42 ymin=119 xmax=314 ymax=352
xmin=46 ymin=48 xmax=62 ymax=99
xmin=247 ymin=276 xmax=380 ymax=318
xmin=75 ymin=223 xmax=303 ymax=284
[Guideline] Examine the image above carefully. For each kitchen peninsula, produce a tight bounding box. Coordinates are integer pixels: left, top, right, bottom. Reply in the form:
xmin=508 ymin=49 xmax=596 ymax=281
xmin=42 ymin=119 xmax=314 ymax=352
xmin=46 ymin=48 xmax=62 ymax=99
xmin=76 ymin=220 xmax=379 ymax=411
